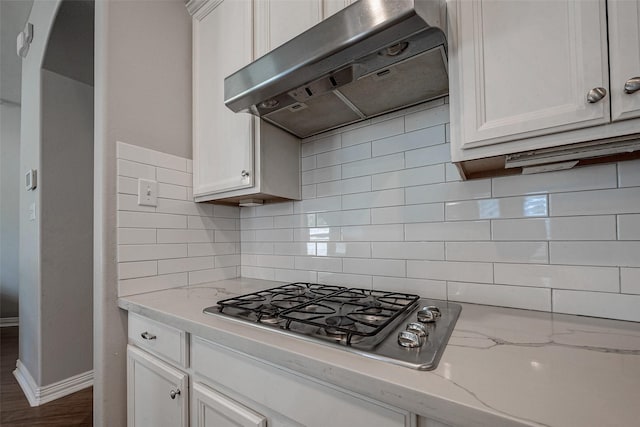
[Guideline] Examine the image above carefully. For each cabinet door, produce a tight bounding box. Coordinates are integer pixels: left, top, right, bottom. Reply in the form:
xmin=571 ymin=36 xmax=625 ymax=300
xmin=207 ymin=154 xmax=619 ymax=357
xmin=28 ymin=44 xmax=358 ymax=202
xmin=609 ymin=0 xmax=640 ymax=122
xmin=254 ymin=0 xmax=322 ymax=57
xmin=450 ymin=0 xmax=609 ymax=151
xmin=322 ymin=0 xmax=356 ymax=19
xmin=193 ymin=0 xmax=254 ymax=197
xmin=127 ymin=345 xmax=188 ymax=427
xmin=192 ymin=382 xmax=266 ymax=427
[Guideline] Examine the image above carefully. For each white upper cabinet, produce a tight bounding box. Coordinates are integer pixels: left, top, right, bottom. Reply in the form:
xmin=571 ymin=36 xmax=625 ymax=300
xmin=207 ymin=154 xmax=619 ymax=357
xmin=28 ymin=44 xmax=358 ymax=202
xmin=192 ymin=0 xmax=255 ymax=197
xmin=609 ymin=0 xmax=640 ymax=122
xmin=322 ymin=0 xmax=356 ymax=19
xmin=449 ymin=0 xmax=609 ymax=152
xmin=255 ymin=0 xmax=322 ymax=57
xmin=190 ymin=0 xmax=301 ymax=203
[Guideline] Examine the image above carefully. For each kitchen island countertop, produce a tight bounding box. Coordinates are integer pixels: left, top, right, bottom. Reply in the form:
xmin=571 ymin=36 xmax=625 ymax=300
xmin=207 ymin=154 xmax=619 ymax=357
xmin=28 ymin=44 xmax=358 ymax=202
xmin=118 ymin=278 xmax=640 ymax=427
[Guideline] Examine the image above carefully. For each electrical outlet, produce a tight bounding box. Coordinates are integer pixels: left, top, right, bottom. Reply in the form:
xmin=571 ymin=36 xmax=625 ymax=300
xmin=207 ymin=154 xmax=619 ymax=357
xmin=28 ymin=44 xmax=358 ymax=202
xmin=28 ymin=203 xmax=36 ymax=221
xmin=138 ymin=179 xmax=158 ymax=207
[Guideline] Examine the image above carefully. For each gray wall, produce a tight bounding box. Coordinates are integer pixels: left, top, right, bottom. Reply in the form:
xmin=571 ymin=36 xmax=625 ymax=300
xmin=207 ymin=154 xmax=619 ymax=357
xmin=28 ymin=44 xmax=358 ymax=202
xmin=0 ymin=104 xmax=21 ymax=319
xmin=94 ymin=0 xmax=191 ymax=425
xmin=40 ymin=69 xmax=93 ymax=384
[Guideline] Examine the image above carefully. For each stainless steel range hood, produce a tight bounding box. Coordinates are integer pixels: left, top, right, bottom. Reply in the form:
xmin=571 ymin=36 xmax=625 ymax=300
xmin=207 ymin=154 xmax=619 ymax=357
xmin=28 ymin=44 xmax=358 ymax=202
xmin=224 ymin=0 xmax=448 ymax=139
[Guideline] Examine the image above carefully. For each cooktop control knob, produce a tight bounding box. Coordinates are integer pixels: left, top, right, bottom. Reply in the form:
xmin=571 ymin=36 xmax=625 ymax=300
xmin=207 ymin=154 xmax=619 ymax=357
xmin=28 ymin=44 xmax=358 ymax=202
xmin=406 ymin=322 xmax=428 ymax=340
xmin=397 ymin=330 xmax=423 ymax=348
xmin=417 ymin=306 xmax=441 ymax=323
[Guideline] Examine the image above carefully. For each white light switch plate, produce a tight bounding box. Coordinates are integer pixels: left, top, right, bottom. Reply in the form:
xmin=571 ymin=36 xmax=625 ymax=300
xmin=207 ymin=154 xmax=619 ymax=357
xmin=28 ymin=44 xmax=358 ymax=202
xmin=138 ymin=179 xmax=158 ymax=207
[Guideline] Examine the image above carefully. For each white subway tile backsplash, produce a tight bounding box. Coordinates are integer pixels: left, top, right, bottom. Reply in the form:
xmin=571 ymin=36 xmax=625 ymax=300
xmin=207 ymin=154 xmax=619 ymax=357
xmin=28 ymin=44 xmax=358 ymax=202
xmin=372 ymin=242 xmax=444 ymax=261
xmin=618 ymin=159 xmax=640 ymax=188
xmin=311 ymin=133 xmax=342 ymax=155
xmin=492 ymin=164 xmax=617 ymax=197
xmin=293 ymin=196 xmax=342 ymax=214
xmin=316 ymin=210 xmax=370 ymax=227
xmin=342 ymin=189 xmax=404 ymax=210
xmin=406 ymin=180 xmax=491 ymax=204
xmin=341 ymin=117 xmax=404 ymax=147
xmin=404 ymin=143 xmax=451 ymax=168
xmin=302 ymin=165 xmax=341 ymax=185
xmin=157 ymin=198 xmax=214 ymax=217
xmin=618 ymin=214 xmax=640 ymax=240
xmin=117 ymin=176 xmax=138 ymax=195
xmin=372 ymin=165 xmax=444 ymax=190
xmin=621 ymin=268 xmax=640 ymax=294
xmin=446 ymin=242 xmax=549 ymax=264
xmin=494 ymin=263 xmax=619 ymax=292
xmin=119 ymin=273 xmax=188 ymax=297
xmin=240 ymin=266 xmax=276 ymax=281
xmin=295 ymin=256 xmax=342 ymax=273
xmin=118 ymin=212 xmax=186 ymax=229
xmin=372 ymin=125 xmax=445 ymax=157
xmin=405 ymin=104 xmax=449 ymax=132
xmin=301 ymin=156 xmax=316 ymax=171
xmin=445 ymin=163 xmax=462 ymax=182
xmin=341 ymin=224 xmax=404 ymax=241
xmin=316 ymin=142 xmax=371 ymax=168
xmin=157 ymin=167 xmax=192 ymax=187
xmin=255 ymin=229 xmax=293 ymax=242
xmin=342 ymin=153 xmax=405 ymax=179
xmin=317 ymin=272 xmax=372 ymax=288
xmin=117 ymin=159 xmax=156 ymax=180
xmin=273 ymin=242 xmax=315 ymax=256
xmin=118 ymin=261 xmax=158 ymax=280
xmin=550 ymin=187 xmax=640 ymax=216
xmin=492 ymin=216 xmax=616 ymax=241
xmin=157 ymin=257 xmax=214 ymax=274
xmin=158 ymin=183 xmax=188 ymax=200
xmin=274 ymin=269 xmax=318 ymax=283
xmin=316 ymin=242 xmax=371 ymax=258
xmin=117 ymin=194 xmax=156 ymax=212
xmin=242 ymin=242 xmax=274 ymax=255
xmin=255 ymin=202 xmax=294 ymax=217
xmin=117 ymin=145 xmax=239 ymax=297
xmin=274 ymin=214 xmax=316 ymax=229
xmin=157 ymin=229 xmax=214 ymax=244
xmin=550 ymin=241 xmax=640 ymax=267
xmin=343 ymin=258 xmax=405 ymax=277
xmin=448 ymin=282 xmax=551 ymax=311
xmin=118 ymin=228 xmax=157 ymax=245
xmin=371 ymin=204 xmax=444 ymax=224
xmin=294 ymin=227 xmax=341 ymax=242
xmin=118 ymin=244 xmax=188 ymax=262
xmin=553 ymin=290 xmax=640 ymax=322
xmin=240 ymin=216 xmax=274 ymax=230
xmin=317 ymin=176 xmax=372 ymax=197
xmin=372 ymin=277 xmax=447 ymax=300
xmin=445 ymin=195 xmax=548 ymax=221
xmin=301 ymin=184 xmax=317 ymax=199
xmin=405 ymin=221 xmax=490 ymax=241
xmin=407 ymin=260 xmax=493 ymax=283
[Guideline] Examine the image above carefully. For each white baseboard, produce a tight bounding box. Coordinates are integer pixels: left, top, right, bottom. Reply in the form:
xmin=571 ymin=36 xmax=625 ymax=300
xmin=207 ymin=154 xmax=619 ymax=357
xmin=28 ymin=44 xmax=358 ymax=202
xmin=13 ymin=359 xmax=93 ymax=407
xmin=0 ymin=317 xmax=19 ymax=327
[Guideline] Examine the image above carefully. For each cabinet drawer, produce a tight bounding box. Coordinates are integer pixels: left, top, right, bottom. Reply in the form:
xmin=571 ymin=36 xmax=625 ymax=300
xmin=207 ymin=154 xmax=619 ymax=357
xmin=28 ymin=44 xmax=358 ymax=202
xmin=191 ymin=336 xmax=411 ymax=427
xmin=128 ymin=313 xmax=188 ymax=368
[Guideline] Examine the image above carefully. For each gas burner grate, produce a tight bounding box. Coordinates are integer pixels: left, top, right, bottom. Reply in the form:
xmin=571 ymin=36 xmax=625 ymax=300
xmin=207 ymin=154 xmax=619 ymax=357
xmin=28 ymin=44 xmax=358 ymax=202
xmin=279 ymin=288 xmax=420 ymax=345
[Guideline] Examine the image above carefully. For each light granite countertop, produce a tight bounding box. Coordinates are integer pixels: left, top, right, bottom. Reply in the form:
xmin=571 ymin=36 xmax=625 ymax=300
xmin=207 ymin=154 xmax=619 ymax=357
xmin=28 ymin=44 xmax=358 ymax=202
xmin=118 ymin=278 xmax=640 ymax=427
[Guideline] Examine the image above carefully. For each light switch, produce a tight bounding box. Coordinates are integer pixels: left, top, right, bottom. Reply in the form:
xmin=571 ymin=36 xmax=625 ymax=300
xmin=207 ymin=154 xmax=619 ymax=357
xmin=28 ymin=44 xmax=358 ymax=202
xmin=138 ymin=179 xmax=158 ymax=207
xmin=28 ymin=203 xmax=36 ymax=221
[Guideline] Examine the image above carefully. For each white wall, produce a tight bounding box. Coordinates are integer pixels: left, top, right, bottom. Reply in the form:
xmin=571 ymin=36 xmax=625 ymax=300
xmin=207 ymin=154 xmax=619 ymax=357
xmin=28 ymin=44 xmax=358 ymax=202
xmin=0 ymin=104 xmax=21 ymax=320
xmin=40 ymin=69 xmax=93 ymax=385
xmin=240 ymin=99 xmax=640 ymax=323
xmin=94 ymin=0 xmax=192 ymax=425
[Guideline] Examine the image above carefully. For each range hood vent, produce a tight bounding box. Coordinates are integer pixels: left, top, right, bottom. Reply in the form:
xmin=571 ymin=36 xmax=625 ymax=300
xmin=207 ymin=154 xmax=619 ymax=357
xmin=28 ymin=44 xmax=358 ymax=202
xmin=224 ymin=0 xmax=448 ymax=139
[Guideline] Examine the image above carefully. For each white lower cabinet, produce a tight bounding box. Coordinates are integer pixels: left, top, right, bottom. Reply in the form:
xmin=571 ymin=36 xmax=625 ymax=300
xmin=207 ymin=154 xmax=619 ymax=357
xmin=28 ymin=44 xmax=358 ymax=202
xmin=127 ymin=345 xmax=189 ymax=427
xmin=191 ymin=336 xmax=413 ymax=427
xmin=191 ymin=382 xmax=267 ymax=427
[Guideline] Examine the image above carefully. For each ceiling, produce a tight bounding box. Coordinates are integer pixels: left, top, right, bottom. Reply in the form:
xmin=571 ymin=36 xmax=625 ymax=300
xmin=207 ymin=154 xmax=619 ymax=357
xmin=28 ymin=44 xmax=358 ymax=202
xmin=0 ymin=0 xmax=34 ymax=104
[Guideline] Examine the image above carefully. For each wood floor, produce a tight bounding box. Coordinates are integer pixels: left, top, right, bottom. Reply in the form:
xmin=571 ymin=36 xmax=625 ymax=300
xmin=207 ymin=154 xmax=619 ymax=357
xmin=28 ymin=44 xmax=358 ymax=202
xmin=0 ymin=326 xmax=93 ymax=426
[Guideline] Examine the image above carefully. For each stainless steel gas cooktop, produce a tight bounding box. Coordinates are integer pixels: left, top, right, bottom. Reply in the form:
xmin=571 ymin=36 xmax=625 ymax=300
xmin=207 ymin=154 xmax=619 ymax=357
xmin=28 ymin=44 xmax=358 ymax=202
xmin=203 ymin=282 xmax=461 ymax=370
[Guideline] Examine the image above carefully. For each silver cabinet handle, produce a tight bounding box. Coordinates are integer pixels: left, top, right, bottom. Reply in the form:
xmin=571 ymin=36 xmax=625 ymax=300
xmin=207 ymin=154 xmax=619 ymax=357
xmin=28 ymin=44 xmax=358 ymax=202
xmin=587 ymin=87 xmax=607 ymax=103
xmin=241 ymin=170 xmax=250 ymax=178
xmin=624 ymin=77 xmax=640 ymax=94
xmin=169 ymin=388 xmax=181 ymax=399
xmin=140 ymin=331 xmax=156 ymax=340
